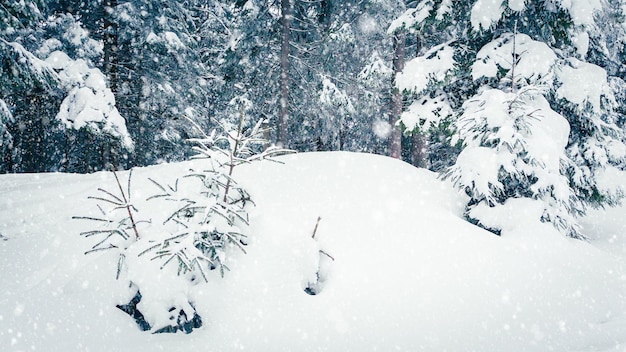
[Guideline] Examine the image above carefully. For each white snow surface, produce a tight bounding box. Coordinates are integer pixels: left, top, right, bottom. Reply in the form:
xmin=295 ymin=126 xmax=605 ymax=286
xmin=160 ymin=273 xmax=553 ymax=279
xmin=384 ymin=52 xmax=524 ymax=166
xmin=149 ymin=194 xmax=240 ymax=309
xmin=2 ymin=152 xmax=626 ymax=351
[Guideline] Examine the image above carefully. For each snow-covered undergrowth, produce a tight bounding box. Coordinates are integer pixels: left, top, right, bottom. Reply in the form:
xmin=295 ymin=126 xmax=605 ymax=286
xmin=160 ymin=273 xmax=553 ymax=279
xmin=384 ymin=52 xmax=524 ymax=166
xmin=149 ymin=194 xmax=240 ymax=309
xmin=1 ymin=152 xmax=626 ymax=351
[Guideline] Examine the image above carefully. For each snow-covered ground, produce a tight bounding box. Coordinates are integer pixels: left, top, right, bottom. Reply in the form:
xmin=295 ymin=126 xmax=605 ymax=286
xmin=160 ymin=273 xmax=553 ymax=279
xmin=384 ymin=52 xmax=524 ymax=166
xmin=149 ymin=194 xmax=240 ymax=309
xmin=1 ymin=151 xmax=626 ymax=351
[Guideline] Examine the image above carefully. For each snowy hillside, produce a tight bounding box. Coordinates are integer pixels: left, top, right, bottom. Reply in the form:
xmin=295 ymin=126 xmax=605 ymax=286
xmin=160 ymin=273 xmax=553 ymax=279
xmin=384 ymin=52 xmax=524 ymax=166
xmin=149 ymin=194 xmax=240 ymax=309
xmin=1 ymin=152 xmax=626 ymax=351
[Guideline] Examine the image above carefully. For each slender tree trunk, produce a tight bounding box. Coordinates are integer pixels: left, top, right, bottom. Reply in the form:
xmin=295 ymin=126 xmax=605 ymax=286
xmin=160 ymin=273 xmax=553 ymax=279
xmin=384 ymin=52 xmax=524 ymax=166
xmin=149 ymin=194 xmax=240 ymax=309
xmin=103 ymin=0 xmax=118 ymax=94
xmin=411 ymin=133 xmax=426 ymax=168
xmin=411 ymin=33 xmax=426 ymax=167
xmin=103 ymin=0 xmax=120 ymax=169
xmin=389 ymin=31 xmax=405 ymax=159
xmin=279 ymin=0 xmax=291 ymax=147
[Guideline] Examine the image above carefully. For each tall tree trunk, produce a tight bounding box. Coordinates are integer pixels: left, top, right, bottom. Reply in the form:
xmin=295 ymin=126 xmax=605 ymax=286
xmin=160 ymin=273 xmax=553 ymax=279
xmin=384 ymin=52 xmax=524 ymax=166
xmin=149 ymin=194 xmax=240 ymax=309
xmin=279 ymin=0 xmax=291 ymax=147
xmin=103 ymin=0 xmax=118 ymax=94
xmin=103 ymin=0 xmax=120 ymax=169
xmin=411 ymin=33 xmax=426 ymax=167
xmin=389 ymin=31 xmax=405 ymax=159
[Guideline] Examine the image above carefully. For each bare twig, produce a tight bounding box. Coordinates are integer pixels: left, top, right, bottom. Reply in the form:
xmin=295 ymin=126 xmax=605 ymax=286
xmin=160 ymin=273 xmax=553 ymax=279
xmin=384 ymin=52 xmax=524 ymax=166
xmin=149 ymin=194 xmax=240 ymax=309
xmin=311 ymin=216 xmax=322 ymax=239
xmin=319 ymin=249 xmax=335 ymax=261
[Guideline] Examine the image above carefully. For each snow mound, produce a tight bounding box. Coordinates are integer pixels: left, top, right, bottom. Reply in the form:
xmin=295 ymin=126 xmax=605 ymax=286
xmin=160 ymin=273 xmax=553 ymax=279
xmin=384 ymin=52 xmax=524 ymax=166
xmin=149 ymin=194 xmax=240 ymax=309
xmin=1 ymin=152 xmax=626 ymax=351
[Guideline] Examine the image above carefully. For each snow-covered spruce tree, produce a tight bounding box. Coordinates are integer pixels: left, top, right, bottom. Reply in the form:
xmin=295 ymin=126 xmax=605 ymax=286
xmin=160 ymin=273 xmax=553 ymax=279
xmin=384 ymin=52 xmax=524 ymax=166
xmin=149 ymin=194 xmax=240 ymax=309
xmin=444 ymin=85 xmax=582 ymax=237
xmin=76 ymin=107 xmax=289 ymax=333
xmin=394 ymin=0 xmax=626 ymax=237
xmin=0 ymin=3 xmax=134 ymax=173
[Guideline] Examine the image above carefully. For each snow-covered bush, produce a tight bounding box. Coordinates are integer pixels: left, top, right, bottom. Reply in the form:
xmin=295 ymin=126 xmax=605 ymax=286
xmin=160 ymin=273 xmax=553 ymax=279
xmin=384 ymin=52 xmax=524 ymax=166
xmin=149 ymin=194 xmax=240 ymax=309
xmin=75 ymin=113 xmax=290 ymax=333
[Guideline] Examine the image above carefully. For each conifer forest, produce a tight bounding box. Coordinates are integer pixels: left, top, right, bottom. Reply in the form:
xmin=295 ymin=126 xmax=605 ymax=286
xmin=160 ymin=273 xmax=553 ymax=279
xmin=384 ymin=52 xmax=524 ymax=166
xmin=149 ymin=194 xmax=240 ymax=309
xmin=4 ymin=2 xmax=626 ymax=350
xmin=4 ymin=0 xmax=626 ymax=236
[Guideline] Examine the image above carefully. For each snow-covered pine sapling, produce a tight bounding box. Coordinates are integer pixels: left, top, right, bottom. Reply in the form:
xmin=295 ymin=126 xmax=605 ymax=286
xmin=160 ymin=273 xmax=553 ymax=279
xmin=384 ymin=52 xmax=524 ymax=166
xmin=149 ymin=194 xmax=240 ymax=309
xmin=75 ymin=106 xmax=292 ymax=334
xmin=141 ymin=108 xmax=291 ymax=283
xmin=72 ymin=168 xmax=144 ymax=279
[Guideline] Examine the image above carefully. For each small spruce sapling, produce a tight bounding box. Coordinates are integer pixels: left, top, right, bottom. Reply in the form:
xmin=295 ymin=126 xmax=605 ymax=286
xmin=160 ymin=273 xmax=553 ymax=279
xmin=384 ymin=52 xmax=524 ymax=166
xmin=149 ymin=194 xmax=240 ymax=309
xmin=143 ymin=107 xmax=291 ymax=280
xmin=75 ymin=106 xmax=292 ymax=334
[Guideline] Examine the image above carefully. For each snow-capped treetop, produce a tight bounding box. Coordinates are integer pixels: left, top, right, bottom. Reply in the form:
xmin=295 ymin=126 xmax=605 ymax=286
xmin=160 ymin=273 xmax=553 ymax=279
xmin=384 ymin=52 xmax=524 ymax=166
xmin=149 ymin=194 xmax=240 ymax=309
xmin=471 ymin=0 xmax=513 ymax=31
xmin=387 ymin=0 xmax=454 ymax=33
xmin=0 ymin=99 xmax=11 ymax=123
xmin=0 ymin=99 xmax=13 ymax=146
xmin=1 ymin=39 xmax=59 ymax=87
xmin=358 ymin=51 xmax=392 ymax=85
xmin=435 ymin=0 xmax=453 ymax=20
xmin=146 ymin=31 xmax=186 ymax=50
xmin=560 ymin=0 xmax=603 ymax=26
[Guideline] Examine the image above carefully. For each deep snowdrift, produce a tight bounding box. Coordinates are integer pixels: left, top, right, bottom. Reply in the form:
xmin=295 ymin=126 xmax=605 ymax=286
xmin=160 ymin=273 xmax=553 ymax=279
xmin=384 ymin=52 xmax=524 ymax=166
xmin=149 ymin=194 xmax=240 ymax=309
xmin=1 ymin=152 xmax=626 ymax=351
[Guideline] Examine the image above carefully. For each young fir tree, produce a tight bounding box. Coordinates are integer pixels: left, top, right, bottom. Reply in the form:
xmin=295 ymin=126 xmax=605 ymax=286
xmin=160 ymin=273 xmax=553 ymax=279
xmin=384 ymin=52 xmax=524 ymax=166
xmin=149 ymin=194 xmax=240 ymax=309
xmin=75 ymin=104 xmax=289 ymax=333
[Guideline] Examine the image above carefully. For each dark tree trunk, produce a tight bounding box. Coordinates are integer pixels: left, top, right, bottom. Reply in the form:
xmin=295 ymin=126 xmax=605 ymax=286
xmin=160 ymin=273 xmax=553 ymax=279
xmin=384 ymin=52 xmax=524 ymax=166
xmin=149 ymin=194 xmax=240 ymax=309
xmin=103 ymin=0 xmax=120 ymax=169
xmin=389 ymin=31 xmax=405 ymax=159
xmin=279 ymin=0 xmax=291 ymax=147
xmin=411 ymin=33 xmax=426 ymax=168
xmin=103 ymin=0 xmax=119 ymax=94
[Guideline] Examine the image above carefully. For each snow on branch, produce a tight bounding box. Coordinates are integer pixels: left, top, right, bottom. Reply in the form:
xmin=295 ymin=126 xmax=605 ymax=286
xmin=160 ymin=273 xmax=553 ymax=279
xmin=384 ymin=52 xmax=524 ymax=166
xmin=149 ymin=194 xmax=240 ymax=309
xmin=46 ymin=50 xmax=134 ymax=149
xmin=470 ymin=0 xmax=525 ymax=31
xmin=388 ymin=1 xmax=434 ymax=34
xmin=396 ymin=43 xmax=455 ymax=94
xmin=556 ymin=58 xmax=611 ymax=113
xmin=472 ymin=33 xmax=557 ymax=86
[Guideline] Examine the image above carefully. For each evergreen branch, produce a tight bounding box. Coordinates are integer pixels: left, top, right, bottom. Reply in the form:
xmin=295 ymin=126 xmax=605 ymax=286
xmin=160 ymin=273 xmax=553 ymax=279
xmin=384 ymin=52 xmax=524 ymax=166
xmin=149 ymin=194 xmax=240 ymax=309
xmin=138 ymin=243 xmax=162 ymax=257
xmin=112 ymin=168 xmax=140 ymax=240
xmin=159 ymin=253 xmax=179 ymax=269
xmin=194 ymin=257 xmax=209 ymax=282
xmin=72 ymin=216 xmax=114 ymax=223
xmin=91 ymin=232 xmax=118 ymax=250
xmin=225 ymin=232 xmax=247 ymax=254
xmin=87 ymin=196 xmax=124 ymax=206
xmin=85 ymin=245 xmax=118 ymax=255
xmin=147 ymin=177 xmax=168 ymax=193
xmin=96 ymin=187 xmax=124 ymax=204
xmin=116 ymin=254 xmax=125 ymax=280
